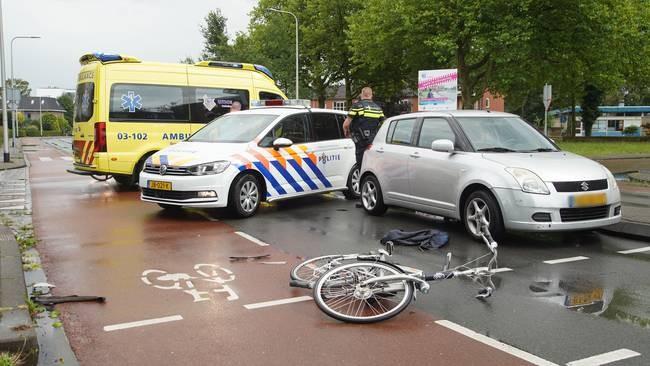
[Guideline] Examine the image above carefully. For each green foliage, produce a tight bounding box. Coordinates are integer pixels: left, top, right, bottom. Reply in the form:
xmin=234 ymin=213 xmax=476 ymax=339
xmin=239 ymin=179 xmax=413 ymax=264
xmin=20 ymin=125 xmax=39 ymax=137
xmin=0 ymin=352 xmax=22 ymax=366
xmin=179 ymin=56 xmax=195 ymax=64
xmin=623 ymin=125 xmax=640 ymax=136
xmin=25 ymin=297 xmax=45 ymax=318
xmin=4 ymin=78 xmax=31 ymax=97
xmin=201 ymin=9 xmax=230 ymax=61
xmin=57 ymin=94 xmax=74 ymax=124
xmin=41 ymin=113 xmax=58 ymax=131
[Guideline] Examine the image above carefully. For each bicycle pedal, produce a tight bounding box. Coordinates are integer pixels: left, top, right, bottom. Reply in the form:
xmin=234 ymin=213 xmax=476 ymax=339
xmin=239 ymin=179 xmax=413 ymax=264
xmin=442 ymin=252 xmax=452 ymax=271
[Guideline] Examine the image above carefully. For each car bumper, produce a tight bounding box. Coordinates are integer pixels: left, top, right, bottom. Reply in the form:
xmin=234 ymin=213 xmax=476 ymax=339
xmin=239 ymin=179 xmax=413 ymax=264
xmin=139 ymin=171 xmax=231 ymax=208
xmin=494 ymin=187 xmax=622 ymax=232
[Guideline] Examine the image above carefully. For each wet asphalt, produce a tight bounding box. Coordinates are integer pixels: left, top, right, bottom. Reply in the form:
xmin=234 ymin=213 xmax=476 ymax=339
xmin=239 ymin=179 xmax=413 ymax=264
xmin=32 ymin=137 xmax=650 ymax=365
xmin=229 ymin=195 xmax=650 ymax=365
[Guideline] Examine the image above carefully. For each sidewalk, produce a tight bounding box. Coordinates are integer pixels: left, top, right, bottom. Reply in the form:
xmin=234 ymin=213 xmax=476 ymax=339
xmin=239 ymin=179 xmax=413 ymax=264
xmin=0 ymin=141 xmax=26 ymax=171
xmin=596 ymin=155 xmax=650 ymax=240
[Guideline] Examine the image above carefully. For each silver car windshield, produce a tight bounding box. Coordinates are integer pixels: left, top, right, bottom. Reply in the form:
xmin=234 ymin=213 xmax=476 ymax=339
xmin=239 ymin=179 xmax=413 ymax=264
xmin=456 ymin=117 xmax=558 ymax=153
xmin=188 ymin=114 xmax=279 ymax=143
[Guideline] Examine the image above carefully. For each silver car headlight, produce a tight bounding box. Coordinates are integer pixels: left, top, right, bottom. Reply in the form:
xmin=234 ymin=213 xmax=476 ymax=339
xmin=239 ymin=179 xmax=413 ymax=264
xmin=602 ymin=166 xmax=618 ymax=190
xmin=505 ymin=167 xmax=550 ymax=195
xmin=188 ymin=161 xmax=231 ymax=175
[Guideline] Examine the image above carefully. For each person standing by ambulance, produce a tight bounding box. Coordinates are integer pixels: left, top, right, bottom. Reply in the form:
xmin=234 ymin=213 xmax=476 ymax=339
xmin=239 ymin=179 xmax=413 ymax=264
xmin=342 ymin=87 xmax=385 ymax=169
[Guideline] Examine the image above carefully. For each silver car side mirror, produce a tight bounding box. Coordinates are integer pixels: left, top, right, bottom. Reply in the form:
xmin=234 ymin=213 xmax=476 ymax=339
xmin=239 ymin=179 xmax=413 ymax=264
xmin=431 ymin=139 xmax=454 ymax=153
xmin=273 ymin=137 xmax=293 ymax=150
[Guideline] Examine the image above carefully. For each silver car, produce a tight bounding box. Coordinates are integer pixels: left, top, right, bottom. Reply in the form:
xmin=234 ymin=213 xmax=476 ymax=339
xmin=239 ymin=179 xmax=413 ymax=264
xmin=360 ymin=111 xmax=621 ymax=239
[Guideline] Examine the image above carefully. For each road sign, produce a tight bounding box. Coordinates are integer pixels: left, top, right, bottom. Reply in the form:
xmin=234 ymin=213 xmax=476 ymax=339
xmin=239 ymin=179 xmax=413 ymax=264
xmin=7 ymin=87 xmax=20 ymax=104
xmin=543 ymin=84 xmax=552 ymax=111
xmin=543 ymin=84 xmax=552 ymax=136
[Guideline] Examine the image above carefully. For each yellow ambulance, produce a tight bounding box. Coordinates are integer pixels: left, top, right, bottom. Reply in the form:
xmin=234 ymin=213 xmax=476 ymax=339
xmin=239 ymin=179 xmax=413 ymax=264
xmin=68 ymin=53 xmax=287 ymax=186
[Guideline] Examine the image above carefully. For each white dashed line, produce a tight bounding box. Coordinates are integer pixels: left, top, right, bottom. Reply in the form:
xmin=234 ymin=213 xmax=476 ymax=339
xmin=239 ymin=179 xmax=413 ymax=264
xmin=566 ymin=348 xmax=641 ymax=366
xmin=0 ymin=199 xmax=25 ymax=204
xmin=435 ymin=320 xmax=558 ymax=366
xmin=0 ymin=193 xmax=25 ymax=196
xmin=234 ymin=231 xmax=269 ymax=246
xmin=38 ymin=157 xmax=52 ymax=162
xmin=259 ymin=261 xmax=287 ymax=265
xmin=543 ymin=256 xmax=589 ymax=265
xmin=244 ymin=296 xmax=313 ymax=310
xmin=103 ymin=315 xmax=183 ymax=332
xmin=617 ymin=246 xmax=650 ymax=254
xmin=0 ymin=205 xmax=25 ymax=210
xmin=61 ymin=156 xmax=73 ymax=161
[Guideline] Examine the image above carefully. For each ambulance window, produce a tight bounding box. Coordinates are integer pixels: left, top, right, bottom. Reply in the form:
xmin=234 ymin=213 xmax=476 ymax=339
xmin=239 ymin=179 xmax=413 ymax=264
xmin=74 ymin=82 xmax=94 ymax=122
xmin=259 ymin=91 xmax=283 ymax=100
xmin=311 ymin=113 xmax=341 ymax=141
xmin=109 ymin=84 xmax=189 ymax=122
xmin=189 ymin=87 xmax=250 ymax=123
xmin=259 ymin=113 xmax=309 ymax=147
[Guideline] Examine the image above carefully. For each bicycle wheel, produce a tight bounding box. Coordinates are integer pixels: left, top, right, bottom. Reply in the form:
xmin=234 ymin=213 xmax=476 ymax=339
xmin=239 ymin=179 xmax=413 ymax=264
xmin=290 ymin=255 xmax=345 ymax=283
xmin=313 ymin=261 xmax=414 ymax=323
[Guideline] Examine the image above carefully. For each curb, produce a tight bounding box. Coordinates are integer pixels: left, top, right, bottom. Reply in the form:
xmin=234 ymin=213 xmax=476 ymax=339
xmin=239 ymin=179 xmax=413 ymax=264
xmin=599 ymin=220 xmax=650 ymax=241
xmin=0 ymin=226 xmax=38 ymax=364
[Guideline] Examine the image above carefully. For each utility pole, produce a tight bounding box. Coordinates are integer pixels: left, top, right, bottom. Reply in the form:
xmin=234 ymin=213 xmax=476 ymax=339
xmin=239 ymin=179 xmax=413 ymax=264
xmin=0 ymin=0 xmax=9 ymax=162
xmin=268 ymin=8 xmax=299 ymax=99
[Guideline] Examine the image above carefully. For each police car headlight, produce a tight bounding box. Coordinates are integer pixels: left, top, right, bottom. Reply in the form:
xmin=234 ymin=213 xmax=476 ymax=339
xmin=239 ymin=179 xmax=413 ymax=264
xmin=189 ymin=161 xmax=230 ymax=175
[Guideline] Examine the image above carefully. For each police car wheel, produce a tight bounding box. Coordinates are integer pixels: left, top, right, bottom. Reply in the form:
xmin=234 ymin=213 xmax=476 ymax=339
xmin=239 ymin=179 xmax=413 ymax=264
xmin=230 ymin=174 xmax=261 ymax=218
xmin=343 ymin=165 xmax=361 ymax=200
xmin=361 ymin=175 xmax=387 ymax=216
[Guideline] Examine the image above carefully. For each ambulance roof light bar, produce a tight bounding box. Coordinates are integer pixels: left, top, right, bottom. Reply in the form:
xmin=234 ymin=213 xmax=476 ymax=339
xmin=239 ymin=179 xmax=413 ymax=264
xmin=250 ymin=99 xmax=311 ymax=109
xmin=79 ymin=53 xmax=141 ymax=65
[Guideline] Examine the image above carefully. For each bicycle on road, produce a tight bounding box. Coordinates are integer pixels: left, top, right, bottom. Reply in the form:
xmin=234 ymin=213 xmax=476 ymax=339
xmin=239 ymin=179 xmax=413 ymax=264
xmin=309 ymin=211 xmax=499 ymax=323
xmin=290 ymin=246 xmax=394 ymax=286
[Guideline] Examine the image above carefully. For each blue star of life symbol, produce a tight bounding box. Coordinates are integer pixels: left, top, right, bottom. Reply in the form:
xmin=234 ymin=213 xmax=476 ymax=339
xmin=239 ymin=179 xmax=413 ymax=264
xmin=121 ymin=91 xmax=143 ymax=113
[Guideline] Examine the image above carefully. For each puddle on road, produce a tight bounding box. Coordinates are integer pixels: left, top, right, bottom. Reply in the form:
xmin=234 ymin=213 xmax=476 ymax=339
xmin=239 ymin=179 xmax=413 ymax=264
xmin=529 ymin=276 xmax=650 ymax=329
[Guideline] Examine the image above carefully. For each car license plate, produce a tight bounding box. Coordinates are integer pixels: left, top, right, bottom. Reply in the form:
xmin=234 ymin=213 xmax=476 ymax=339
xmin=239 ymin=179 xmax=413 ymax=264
xmin=148 ymin=180 xmax=172 ymax=190
xmin=569 ymin=192 xmax=606 ymax=207
xmin=565 ymin=288 xmax=604 ymax=307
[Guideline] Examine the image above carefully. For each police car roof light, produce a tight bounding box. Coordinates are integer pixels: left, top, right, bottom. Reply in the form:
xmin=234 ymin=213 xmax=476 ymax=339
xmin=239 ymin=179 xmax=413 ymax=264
xmin=250 ymin=99 xmax=311 ymax=109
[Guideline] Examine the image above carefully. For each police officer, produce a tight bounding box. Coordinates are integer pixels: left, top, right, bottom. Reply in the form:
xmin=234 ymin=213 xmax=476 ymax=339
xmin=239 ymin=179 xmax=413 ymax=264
xmin=342 ymin=87 xmax=385 ymax=168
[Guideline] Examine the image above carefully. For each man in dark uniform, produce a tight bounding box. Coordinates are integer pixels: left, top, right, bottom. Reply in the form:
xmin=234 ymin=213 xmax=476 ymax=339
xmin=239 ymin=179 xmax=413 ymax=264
xmin=342 ymin=87 xmax=385 ymax=168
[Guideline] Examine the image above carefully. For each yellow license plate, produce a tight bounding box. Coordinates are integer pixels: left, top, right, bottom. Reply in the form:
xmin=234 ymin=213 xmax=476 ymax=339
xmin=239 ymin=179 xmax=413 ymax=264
xmin=570 ymin=192 xmax=606 ymax=208
xmin=566 ymin=288 xmax=604 ymax=306
xmin=148 ymin=180 xmax=172 ymax=190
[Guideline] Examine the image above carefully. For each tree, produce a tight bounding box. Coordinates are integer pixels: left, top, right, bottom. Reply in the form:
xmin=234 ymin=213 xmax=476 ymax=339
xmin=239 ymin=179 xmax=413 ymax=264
xmin=179 ymin=56 xmax=195 ymax=64
xmin=200 ymin=9 xmax=230 ymax=61
xmin=41 ymin=113 xmax=58 ymax=131
xmin=581 ymin=84 xmax=603 ymax=137
xmin=3 ymin=78 xmax=30 ymax=97
xmin=57 ymin=94 xmax=74 ymax=124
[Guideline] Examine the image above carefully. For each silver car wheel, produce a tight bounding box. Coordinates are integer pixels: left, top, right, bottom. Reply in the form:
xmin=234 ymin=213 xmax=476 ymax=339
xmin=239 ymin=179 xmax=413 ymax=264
xmin=466 ymin=197 xmax=490 ymax=236
xmin=351 ymin=167 xmax=361 ymax=195
xmin=240 ymin=181 xmax=259 ymax=213
xmin=362 ymin=180 xmax=377 ymax=210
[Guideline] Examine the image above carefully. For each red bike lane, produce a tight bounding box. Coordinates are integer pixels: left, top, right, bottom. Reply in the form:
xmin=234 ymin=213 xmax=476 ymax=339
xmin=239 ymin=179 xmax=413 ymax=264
xmin=28 ymin=140 xmax=536 ymax=365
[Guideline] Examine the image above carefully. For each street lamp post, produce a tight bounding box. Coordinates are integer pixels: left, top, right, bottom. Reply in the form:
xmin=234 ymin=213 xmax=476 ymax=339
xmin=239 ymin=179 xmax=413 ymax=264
xmin=268 ymin=8 xmax=299 ymax=99
xmin=10 ymin=35 xmax=41 ymax=147
xmin=0 ymin=0 xmax=9 ymax=162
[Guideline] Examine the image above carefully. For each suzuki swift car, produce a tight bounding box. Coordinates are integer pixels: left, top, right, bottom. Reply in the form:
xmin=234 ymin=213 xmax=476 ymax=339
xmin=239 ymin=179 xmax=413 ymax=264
xmin=140 ymin=106 xmax=359 ymax=217
xmin=360 ymin=111 xmax=621 ymax=239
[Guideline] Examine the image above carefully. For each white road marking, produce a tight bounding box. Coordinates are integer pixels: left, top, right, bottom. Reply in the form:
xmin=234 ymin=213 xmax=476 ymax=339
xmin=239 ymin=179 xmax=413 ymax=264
xmin=259 ymin=261 xmax=287 ymax=265
xmin=103 ymin=315 xmax=183 ymax=332
xmin=61 ymin=156 xmax=73 ymax=161
xmin=435 ymin=320 xmax=558 ymax=366
xmin=566 ymin=349 xmax=641 ymax=366
xmin=543 ymin=256 xmax=589 ymax=265
xmin=38 ymin=157 xmax=52 ymax=161
xmin=0 ymin=193 xmax=25 ymax=196
xmin=617 ymin=246 xmax=650 ymax=254
xmin=234 ymin=231 xmax=269 ymax=246
xmin=0 ymin=198 xmax=25 ymax=204
xmin=244 ymin=296 xmax=313 ymax=310
xmin=0 ymin=205 xmax=25 ymax=210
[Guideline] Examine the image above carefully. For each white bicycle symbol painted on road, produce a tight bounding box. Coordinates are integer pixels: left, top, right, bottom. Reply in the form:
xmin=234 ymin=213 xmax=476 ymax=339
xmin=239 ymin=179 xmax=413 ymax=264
xmin=141 ymin=264 xmax=239 ymax=303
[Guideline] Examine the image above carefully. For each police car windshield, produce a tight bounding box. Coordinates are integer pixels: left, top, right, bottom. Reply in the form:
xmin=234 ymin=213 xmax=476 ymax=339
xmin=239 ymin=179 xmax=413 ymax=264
xmin=188 ymin=114 xmax=279 ymax=143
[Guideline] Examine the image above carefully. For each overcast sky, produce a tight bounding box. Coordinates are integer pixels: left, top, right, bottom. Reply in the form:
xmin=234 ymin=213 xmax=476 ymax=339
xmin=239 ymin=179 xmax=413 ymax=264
xmin=3 ymin=0 xmax=257 ymax=91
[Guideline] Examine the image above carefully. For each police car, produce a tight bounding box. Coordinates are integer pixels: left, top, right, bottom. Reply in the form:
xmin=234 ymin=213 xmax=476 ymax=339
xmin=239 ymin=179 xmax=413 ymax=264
xmin=139 ymin=100 xmax=359 ymax=217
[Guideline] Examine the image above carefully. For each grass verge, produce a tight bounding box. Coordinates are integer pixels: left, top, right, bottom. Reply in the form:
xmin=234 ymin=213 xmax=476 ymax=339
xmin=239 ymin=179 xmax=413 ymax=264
xmin=557 ymin=141 xmax=650 ymax=157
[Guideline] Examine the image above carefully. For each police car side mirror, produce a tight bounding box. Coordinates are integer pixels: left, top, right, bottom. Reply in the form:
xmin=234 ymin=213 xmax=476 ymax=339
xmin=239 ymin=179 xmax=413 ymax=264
xmin=431 ymin=139 xmax=454 ymax=153
xmin=273 ymin=137 xmax=293 ymax=150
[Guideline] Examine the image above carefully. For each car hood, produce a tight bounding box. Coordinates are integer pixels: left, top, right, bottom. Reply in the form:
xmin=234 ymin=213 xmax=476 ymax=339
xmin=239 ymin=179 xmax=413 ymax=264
xmin=151 ymin=142 xmax=249 ymax=167
xmin=482 ymin=152 xmax=607 ymax=181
